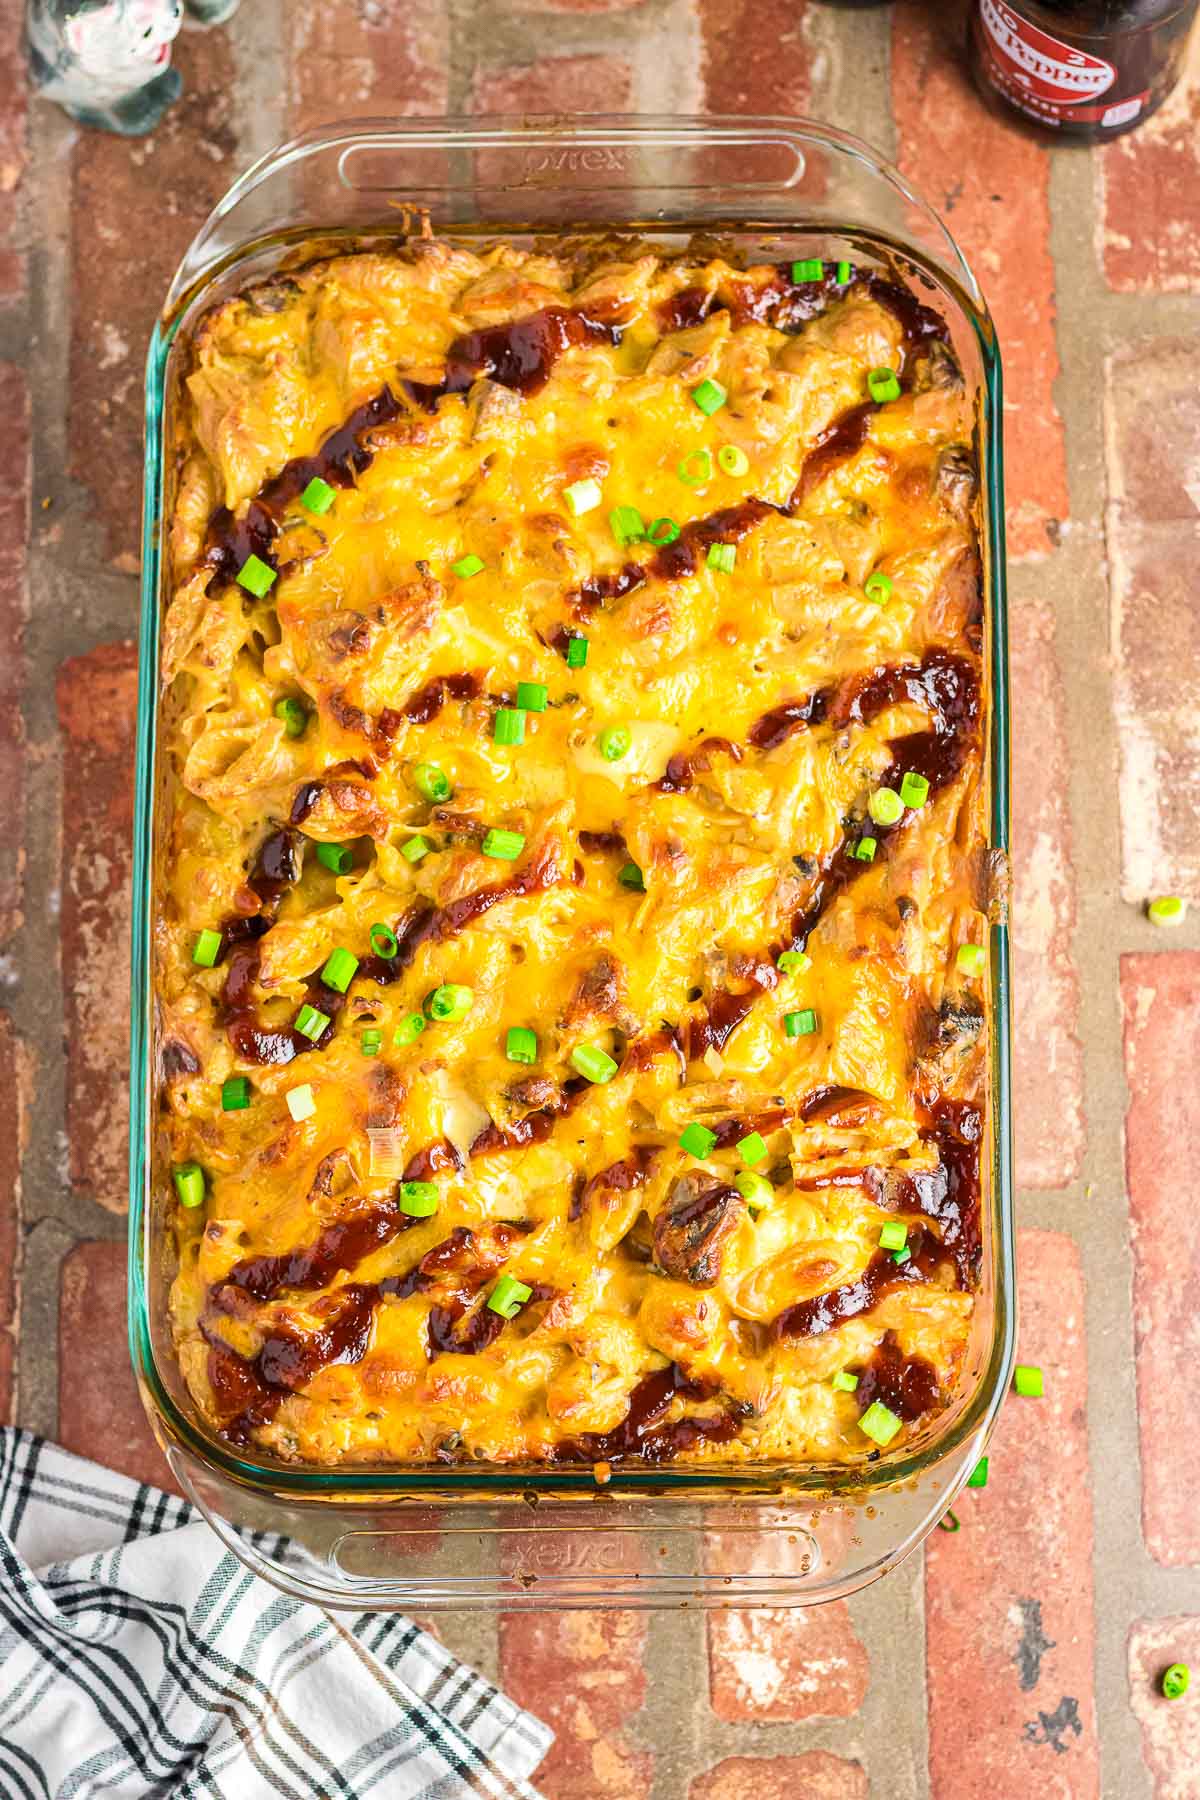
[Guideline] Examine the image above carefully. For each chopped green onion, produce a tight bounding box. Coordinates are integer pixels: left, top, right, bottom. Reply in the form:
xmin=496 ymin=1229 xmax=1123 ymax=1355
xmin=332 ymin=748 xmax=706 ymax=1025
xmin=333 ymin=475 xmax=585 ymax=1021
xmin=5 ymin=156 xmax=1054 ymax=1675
xmin=565 ymin=635 xmax=589 ymax=668
xmin=717 ymin=444 xmax=749 ymax=477
xmin=966 ymin=1456 xmax=989 ymax=1488
xmin=618 ymin=861 xmax=645 ymax=892
xmin=899 ymin=772 xmax=930 ymax=809
xmin=192 ymin=928 xmax=222 ymax=968
xmin=858 ymin=1400 xmax=902 ymax=1447
xmin=413 ymin=762 xmax=451 ymax=803
xmin=836 ymin=260 xmax=852 ymax=285
xmin=878 ymin=1220 xmax=908 ymax=1252
xmin=956 ymin=943 xmax=986 ymax=977
xmin=221 ymin=1076 xmax=251 ymax=1112
xmin=236 ymin=553 xmax=276 ymax=597
xmin=777 ymin=950 xmax=811 ymax=975
xmin=571 ymin=1043 xmax=618 ymax=1084
xmin=481 ymin=828 xmax=525 ymax=861
xmin=516 ymin=681 xmax=548 ymax=713
xmin=737 ymin=1131 xmax=768 ymax=1166
xmin=864 ymin=571 xmax=893 ymax=606
xmin=831 ymin=1369 xmax=859 ymax=1393
xmin=609 ymin=505 xmax=645 ymax=546
xmin=452 ymin=552 xmax=485 ymax=579
xmin=493 ymin=707 xmax=526 ymax=747
xmin=487 ymin=1273 xmax=533 ymax=1318
xmin=294 ymin=1004 xmax=330 ymax=1042
xmin=506 ymin=1026 xmax=538 ymax=1064
xmin=892 ymin=1245 xmax=912 ymax=1266
xmin=678 ymin=449 xmax=713 ymax=487
xmin=399 ymin=1180 xmax=439 ymax=1218
xmin=274 ymin=697 xmax=308 ymax=739
xmin=370 ymin=922 xmax=398 ymax=959
xmin=1162 ymin=1664 xmax=1191 ymax=1701
xmin=648 ymin=517 xmax=680 ymax=545
xmin=869 ymin=787 xmax=904 ymax=828
xmin=316 ymin=842 xmax=353 ymax=874
xmin=679 ymin=1122 xmax=717 ymax=1159
xmin=792 ymin=257 xmax=823 ymax=283
xmin=852 ymin=836 xmax=877 ymax=862
xmin=784 ymin=1008 xmax=818 ymax=1038
xmin=691 ymin=378 xmax=727 ymax=416
xmin=597 ymin=725 xmax=631 ymax=762
xmin=867 ymin=366 xmax=901 ymax=404
xmin=938 ymin=1508 xmax=962 ymax=1534
xmin=360 ymin=1029 xmax=382 ymax=1057
xmin=393 ymin=1012 xmax=427 ymax=1047
xmin=1148 ymin=895 xmax=1186 ymax=926
xmin=1014 ymin=1364 xmax=1043 ymax=1398
xmin=286 ymin=1083 xmax=315 ymax=1121
xmin=707 ymin=542 xmax=736 ymax=574
xmin=401 ymin=835 xmax=431 ymax=864
xmin=300 ymin=476 xmax=336 ymax=514
xmin=564 ymin=478 xmax=602 ymax=516
xmin=425 ymin=983 xmax=474 ymax=1023
xmin=320 ymin=946 xmax=359 ymax=993
xmin=736 ymin=1169 xmax=774 ymax=1212
xmin=173 ymin=1162 xmax=205 ymax=1209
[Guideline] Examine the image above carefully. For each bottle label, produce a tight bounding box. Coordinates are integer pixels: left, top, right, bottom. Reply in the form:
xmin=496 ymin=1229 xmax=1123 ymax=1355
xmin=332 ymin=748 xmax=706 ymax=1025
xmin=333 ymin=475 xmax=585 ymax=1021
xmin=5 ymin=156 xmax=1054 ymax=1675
xmin=975 ymin=0 xmax=1138 ymax=124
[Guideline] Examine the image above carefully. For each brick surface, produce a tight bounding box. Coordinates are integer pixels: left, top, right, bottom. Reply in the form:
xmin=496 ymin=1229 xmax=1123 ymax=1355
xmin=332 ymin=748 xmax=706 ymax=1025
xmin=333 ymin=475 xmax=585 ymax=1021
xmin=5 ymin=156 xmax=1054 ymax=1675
xmin=472 ymin=54 xmax=633 ymax=117
xmin=1106 ymin=338 xmax=1200 ymax=901
xmin=0 ymin=1013 xmax=26 ymax=1424
xmin=690 ymin=1752 xmax=868 ymax=1800
xmin=1129 ymin=1617 xmax=1200 ymax=1800
xmin=58 ymin=1241 xmax=176 ymax=1491
xmin=892 ymin=0 xmax=1067 ymax=559
xmin=926 ymin=1229 xmax=1098 ymax=1799
xmin=1010 ymin=598 xmax=1084 ymax=1189
xmin=0 ymin=0 xmax=28 ymax=301
xmin=1100 ymin=27 xmax=1200 ymax=294
xmin=698 ymin=0 xmax=811 ymax=116
xmin=57 ymin=643 xmax=138 ymax=1214
xmin=286 ymin=0 xmax=448 ymax=132
xmin=0 ymin=363 xmax=28 ymax=945
xmin=1121 ymin=952 xmax=1200 ymax=1566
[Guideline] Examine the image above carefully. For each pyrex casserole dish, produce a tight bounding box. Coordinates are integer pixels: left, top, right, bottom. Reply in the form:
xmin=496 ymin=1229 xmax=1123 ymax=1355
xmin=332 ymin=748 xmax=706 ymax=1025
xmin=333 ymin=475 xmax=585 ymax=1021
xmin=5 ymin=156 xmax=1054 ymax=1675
xmin=130 ymin=115 xmax=1014 ymax=1611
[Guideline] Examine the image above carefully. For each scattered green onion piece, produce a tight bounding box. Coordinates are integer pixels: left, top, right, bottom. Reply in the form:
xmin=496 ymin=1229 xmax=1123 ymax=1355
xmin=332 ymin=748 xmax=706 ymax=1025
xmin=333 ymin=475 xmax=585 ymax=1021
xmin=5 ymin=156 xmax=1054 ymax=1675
xmin=679 ymin=1122 xmax=717 ymax=1159
xmin=274 ymin=697 xmax=308 ymax=739
xmin=691 ymin=377 xmax=727 ymax=416
xmin=867 ymin=366 xmax=902 ymax=404
xmin=648 ymin=517 xmax=680 ymax=545
xmin=777 ymin=949 xmax=811 ymax=975
xmin=564 ymin=477 xmax=602 ymax=517
xmin=836 ymin=260 xmax=852 ymax=285
xmin=892 ymin=1246 xmax=912 ymax=1266
xmin=831 ymin=1369 xmax=859 ymax=1393
xmin=360 ymin=1030 xmax=382 ymax=1057
xmin=399 ymin=1180 xmax=439 ymax=1218
xmin=516 ymin=681 xmax=548 ymax=713
xmin=678 ymin=449 xmax=713 ymax=487
xmin=221 ymin=1076 xmax=251 ymax=1112
xmin=425 ymin=983 xmax=474 ymax=1023
xmin=320 ymin=946 xmax=359 ymax=993
xmin=294 ymin=1003 xmax=330 ymax=1042
xmin=878 ymin=1220 xmax=908 ymax=1252
xmin=571 ymin=1043 xmax=618 ymax=1084
xmin=784 ymin=1008 xmax=818 ymax=1039
xmin=493 ymin=707 xmax=526 ymax=747
xmin=966 ymin=1456 xmax=989 ymax=1489
xmin=858 ymin=1400 xmax=902 ymax=1447
xmin=236 ymin=553 xmax=276 ymax=597
xmin=853 ymin=836 xmax=877 ymax=862
xmin=481 ymin=828 xmax=525 ymax=861
xmin=938 ymin=1509 xmax=962 ymax=1533
xmin=869 ymin=787 xmax=904 ymax=828
xmin=173 ymin=1162 xmax=205 ymax=1209
xmin=597 ymin=725 xmax=631 ymax=763
xmin=864 ymin=571 xmax=894 ymax=606
xmin=452 ymin=553 xmax=484 ymax=579
xmin=506 ymin=1026 xmax=538 ymax=1065
xmin=413 ymin=762 xmax=451 ymax=803
xmin=717 ymin=444 xmax=749 ymax=477
xmin=609 ymin=505 xmax=645 ymax=546
xmin=300 ymin=476 xmax=336 ymax=515
xmin=899 ymin=771 xmax=930 ymax=809
xmin=957 ymin=943 xmax=986 ymax=977
xmin=286 ymin=1084 xmax=316 ymax=1122
xmin=316 ymin=842 xmax=353 ymax=875
xmin=1014 ymin=1364 xmax=1044 ymax=1398
xmin=370 ymin=922 xmax=399 ymax=960
xmin=618 ymin=861 xmax=645 ymax=892
xmin=565 ymin=635 xmax=589 ymax=669
xmin=737 ymin=1131 xmax=768 ymax=1166
xmin=393 ymin=1013 xmax=427 ymax=1047
xmin=1161 ymin=1664 xmax=1191 ymax=1701
xmin=192 ymin=928 xmax=222 ymax=968
xmin=401 ymin=835 xmax=431 ymax=864
xmin=487 ymin=1273 xmax=533 ymax=1318
xmin=1148 ymin=895 xmax=1186 ymax=927
xmin=707 ymin=542 xmax=736 ymax=575
xmin=736 ymin=1170 xmax=774 ymax=1212
xmin=792 ymin=257 xmax=824 ymax=283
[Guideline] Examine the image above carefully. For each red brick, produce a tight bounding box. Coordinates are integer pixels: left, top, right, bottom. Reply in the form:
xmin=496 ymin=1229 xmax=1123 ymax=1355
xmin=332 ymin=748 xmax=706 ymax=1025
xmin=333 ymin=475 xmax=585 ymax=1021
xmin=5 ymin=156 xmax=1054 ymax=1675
xmin=691 ymin=1753 xmax=868 ymax=1800
xmin=1010 ymin=598 xmax=1083 ymax=1188
xmin=286 ymin=0 xmax=448 ymax=133
xmin=471 ymin=54 xmax=633 ymax=118
xmin=59 ymin=1241 xmax=178 ymax=1492
xmin=69 ymin=31 xmax=239 ymax=564
xmin=1121 ymin=952 xmax=1200 ymax=1565
xmin=892 ymin=1 xmax=1067 ymax=559
xmin=0 ymin=1014 xmax=29 ymax=1424
xmin=57 ymin=643 xmax=138 ymax=1214
xmin=0 ymin=363 xmax=28 ymax=944
xmin=1106 ymin=340 xmax=1200 ymax=901
xmin=699 ymin=0 xmax=811 ymax=116
xmin=926 ymin=1229 xmax=1098 ymax=1799
xmin=0 ymin=0 xmax=28 ymax=299
xmin=1128 ymin=1616 xmax=1200 ymax=1798
xmin=1100 ymin=28 xmax=1200 ymax=293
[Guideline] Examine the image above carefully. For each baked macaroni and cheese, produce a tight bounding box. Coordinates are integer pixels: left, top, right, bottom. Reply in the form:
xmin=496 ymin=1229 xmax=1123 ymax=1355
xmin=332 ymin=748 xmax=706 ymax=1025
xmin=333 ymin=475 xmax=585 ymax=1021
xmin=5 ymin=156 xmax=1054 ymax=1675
xmin=157 ymin=236 xmax=989 ymax=1470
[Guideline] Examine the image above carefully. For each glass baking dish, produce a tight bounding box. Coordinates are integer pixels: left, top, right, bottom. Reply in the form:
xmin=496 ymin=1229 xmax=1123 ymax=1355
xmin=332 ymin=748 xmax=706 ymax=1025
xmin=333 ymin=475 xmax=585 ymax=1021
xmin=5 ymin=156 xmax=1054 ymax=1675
xmin=129 ymin=115 xmax=1014 ymax=1610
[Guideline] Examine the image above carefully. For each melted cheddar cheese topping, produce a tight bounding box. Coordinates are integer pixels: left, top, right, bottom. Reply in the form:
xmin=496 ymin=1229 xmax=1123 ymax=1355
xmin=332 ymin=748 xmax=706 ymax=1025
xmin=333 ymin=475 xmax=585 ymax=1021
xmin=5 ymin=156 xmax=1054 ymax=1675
xmin=159 ymin=238 xmax=989 ymax=1469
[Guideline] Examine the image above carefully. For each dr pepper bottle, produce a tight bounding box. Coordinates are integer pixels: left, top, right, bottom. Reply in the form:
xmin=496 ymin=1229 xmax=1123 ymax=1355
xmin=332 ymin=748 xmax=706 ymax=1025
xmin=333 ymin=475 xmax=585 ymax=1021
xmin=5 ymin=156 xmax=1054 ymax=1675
xmin=970 ymin=0 xmax=1200 ymax=138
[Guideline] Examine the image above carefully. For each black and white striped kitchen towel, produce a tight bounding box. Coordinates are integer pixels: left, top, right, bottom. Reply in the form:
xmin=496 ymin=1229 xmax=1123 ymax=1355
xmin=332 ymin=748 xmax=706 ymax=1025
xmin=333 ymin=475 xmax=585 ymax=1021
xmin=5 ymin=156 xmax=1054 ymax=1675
xmin=0 ymin=1430 xmax=552 ymax=1800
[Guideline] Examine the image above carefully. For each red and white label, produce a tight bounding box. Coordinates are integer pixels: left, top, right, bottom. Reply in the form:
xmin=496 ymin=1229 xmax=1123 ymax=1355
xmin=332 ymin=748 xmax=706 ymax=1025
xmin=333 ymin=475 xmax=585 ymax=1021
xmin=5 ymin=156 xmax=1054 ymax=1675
xmin=978 ymin=0 xmax=1116 ymax=105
